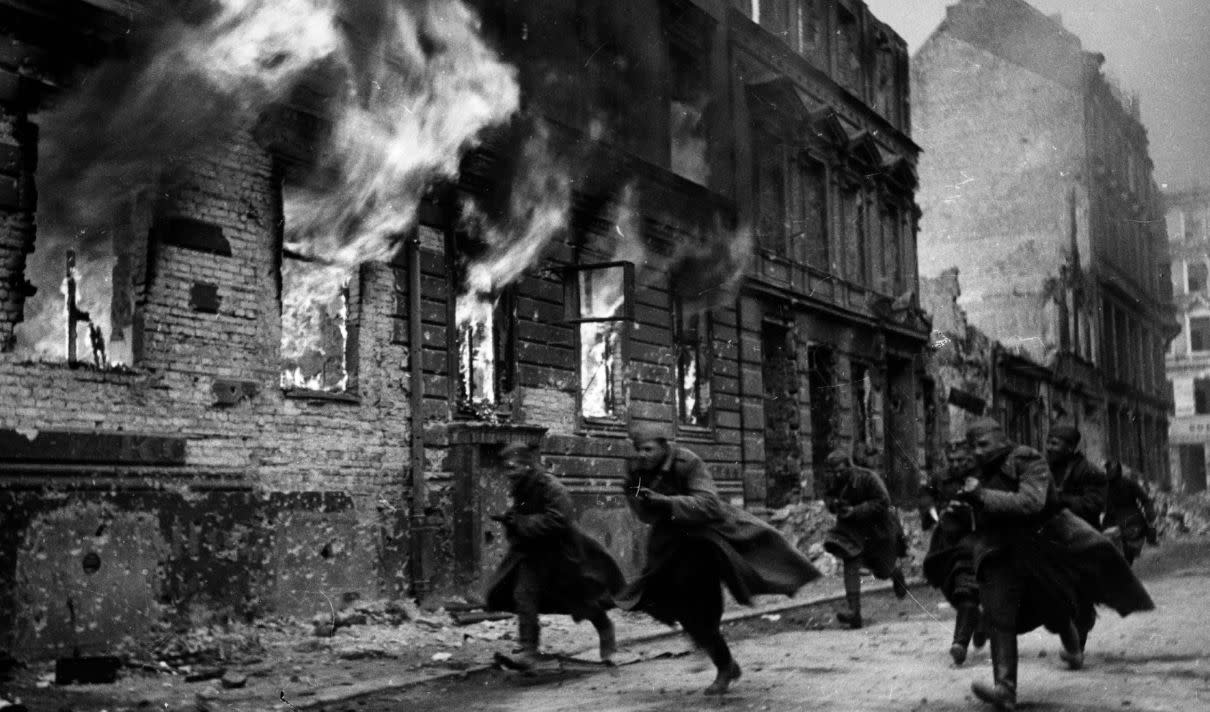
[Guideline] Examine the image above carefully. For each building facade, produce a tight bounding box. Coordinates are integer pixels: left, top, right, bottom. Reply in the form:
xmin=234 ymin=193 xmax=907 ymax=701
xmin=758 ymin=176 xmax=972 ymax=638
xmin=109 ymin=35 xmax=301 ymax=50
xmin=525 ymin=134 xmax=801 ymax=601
xmin=0 ymin=0 xmax=927 ymax=660
xmin=912 ymin=0 xmax=1175 ymax=478
xmin=1165 ymin=187 xmax=1210 ymax=493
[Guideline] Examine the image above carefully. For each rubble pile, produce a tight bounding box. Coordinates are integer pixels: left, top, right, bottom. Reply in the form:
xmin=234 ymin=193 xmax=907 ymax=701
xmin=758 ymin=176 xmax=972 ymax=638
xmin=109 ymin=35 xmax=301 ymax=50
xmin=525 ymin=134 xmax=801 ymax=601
xmin=770 ymin=501 xmax=928 ymax=580
xmin=1155 ymin=490 xmax=1210 ymax=538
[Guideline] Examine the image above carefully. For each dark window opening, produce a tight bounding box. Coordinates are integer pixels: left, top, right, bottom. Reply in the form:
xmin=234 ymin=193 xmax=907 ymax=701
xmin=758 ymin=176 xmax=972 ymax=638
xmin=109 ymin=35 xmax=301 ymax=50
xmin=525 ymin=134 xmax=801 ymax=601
xmin=1191 ymin=317 xmax=1210 ymax=353
xmin=667 ymin=1 xmax=711 ymax=185
xmin=1195 ymin=379 xmax=1210 ymax=415
xmin=808 ymin=344 xmax=837 ymax=495
xmin=755 ymin=130 xmax=787 ymax=254
xmin=842 ymin=185 xmax=866 ymax=285
xmin=1189 ymin=261 xmax=1207 ymax=293
xmin=792 ymin=155 xmax=829 ymax=270
xmin=674 ymin=298 xmax=712 ymax=427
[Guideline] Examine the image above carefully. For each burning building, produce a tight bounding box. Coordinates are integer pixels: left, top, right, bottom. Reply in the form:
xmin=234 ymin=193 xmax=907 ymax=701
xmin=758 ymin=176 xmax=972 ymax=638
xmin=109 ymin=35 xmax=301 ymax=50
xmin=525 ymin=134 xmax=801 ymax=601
xmin=0 ymin=0 xmax=928 ymax=660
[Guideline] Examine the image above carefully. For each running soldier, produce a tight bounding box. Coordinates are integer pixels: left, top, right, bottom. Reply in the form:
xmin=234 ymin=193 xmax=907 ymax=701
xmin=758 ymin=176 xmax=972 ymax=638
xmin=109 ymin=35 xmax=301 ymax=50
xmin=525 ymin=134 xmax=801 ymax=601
xmin=619 ymin=423 xmax=821 ymax=695
xmin=822 ymin=449 xmax=909 ymax=629
xmin=485 ymin=443 xmax=625 ymax=670
xmin=922 ymin=439 xmax=984 ymax=664
xmin=958 ymin=418 xmax=1153 ymax=711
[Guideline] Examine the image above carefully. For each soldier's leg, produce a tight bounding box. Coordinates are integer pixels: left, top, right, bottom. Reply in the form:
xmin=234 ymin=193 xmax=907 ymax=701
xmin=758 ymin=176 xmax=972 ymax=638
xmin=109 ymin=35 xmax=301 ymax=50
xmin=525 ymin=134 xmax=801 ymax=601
xmin=836 ymin=557 xmax=863 ymax=628
xmin=587 ymin=609 xmax=616 ymax=663
xmin=512 ymin=561 xmax=543 ymax=668
xmin=673 ymin=548 xmax=740 ymax=695
xmin=972 ymin=558 xmax=1020 ymax=710
xmin=951 ymin=597 xmax=980 ymax=665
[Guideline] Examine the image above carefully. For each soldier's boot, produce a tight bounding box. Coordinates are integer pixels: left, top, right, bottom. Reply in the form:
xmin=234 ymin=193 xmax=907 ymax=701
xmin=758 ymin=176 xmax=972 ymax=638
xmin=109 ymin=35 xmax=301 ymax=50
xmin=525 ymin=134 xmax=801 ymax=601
xmin=950 ymin=601 xmax=979 ymax=665
xmin=590 ymin=611 xmax=617 ymax=664
xmin=971 ymin=615 xmax=988 ymax=650
xmin=891 ymin=567 xmax=909 ymax=600
xmin=1059 ymin=619 xmax=1085 ymax=670
xmin=836 ymin=561 xmax=863 ymax=629
xmin=702 ymin=636 xmax=741 ymax=696
xmin=512 ymin=615 xmax=542 ymax=671
xmin=971 ymin=631 xmax=1017 ymax=711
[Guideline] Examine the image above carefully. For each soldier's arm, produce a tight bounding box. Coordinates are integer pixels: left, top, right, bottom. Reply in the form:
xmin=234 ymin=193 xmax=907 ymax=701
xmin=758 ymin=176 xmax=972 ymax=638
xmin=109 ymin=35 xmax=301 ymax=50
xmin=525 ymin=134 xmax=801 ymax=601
xmin=511 ymin=480 xmax=573 ymax=539
xmin=659 ymin=458 xmax=725 ymax=523
xmin=848 ymin=471 xmax=891 ymax=520
xmin=1060 ymin=464 xmax=1107 ymax=523
xmin=977 ymin=450 xmax=1049 ymax=516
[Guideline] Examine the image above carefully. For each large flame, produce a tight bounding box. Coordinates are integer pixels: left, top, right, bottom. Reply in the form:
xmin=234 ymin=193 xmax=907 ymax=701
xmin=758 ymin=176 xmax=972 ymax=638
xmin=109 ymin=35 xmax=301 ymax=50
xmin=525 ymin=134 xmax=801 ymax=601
xmin=25 ymin=0 xmax=520 ymax=366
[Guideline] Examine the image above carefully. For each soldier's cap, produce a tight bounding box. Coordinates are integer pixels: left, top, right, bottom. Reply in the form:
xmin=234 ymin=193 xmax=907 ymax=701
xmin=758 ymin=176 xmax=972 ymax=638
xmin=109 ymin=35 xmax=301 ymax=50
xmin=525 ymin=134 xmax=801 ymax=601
xmin=629 ymin=422 xmax=671 ymax=445
xmin=500 ymin=442 xmax=539 ymax=464
xmin=946 ymin=438 xmax=973 ymax=454
xmin=1048 ymin=422 xmax=1081 ymax=446
xmin=966 ymin=417 xmax=1003 ymax=439
xmin=825 ymin=449 xmax=852 ymax=467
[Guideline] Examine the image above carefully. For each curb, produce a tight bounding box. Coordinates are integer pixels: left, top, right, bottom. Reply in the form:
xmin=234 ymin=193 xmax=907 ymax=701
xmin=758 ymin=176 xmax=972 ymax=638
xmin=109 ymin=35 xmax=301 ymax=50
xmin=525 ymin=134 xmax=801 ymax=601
xmin=280 ymin=577 xmax=926 ymax=710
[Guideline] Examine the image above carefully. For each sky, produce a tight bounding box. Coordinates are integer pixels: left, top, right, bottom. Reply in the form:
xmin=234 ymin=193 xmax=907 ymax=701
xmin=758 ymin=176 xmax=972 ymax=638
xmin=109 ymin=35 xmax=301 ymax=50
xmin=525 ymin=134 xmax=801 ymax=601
xmin=864 ymin=0 xmax=1210 ymax=190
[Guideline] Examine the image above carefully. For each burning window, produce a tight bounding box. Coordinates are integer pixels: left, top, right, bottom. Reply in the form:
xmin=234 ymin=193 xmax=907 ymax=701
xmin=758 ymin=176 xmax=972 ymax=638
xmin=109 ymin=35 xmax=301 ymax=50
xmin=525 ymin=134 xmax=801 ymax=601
xmin=13 ymin=230 xmax=135 ymax=369
xmin=566 ymin=263 xmax=633 ymax=420
xmin=674 ymin=299 xmax=711 ymax=426
xmin=850 ymin=362 xmax=881 ymax=450
xmin=280 ymin=251 xmax=353 ymax=393
xmin=452 ymin=232 xmax=516 ymax=415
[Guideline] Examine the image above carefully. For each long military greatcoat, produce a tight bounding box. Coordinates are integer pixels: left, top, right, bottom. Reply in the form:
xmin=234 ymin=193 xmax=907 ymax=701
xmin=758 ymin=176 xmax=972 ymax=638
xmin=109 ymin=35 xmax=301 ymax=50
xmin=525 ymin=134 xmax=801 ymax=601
xmin=1052 ymin=453 xmax=1108 ymax=528
xmin=485 ymin=467 xmax=625 ymax=620
xmin=822 ymin=466 xmax=903 ymax=578
xmin=921 ymin=467 xmax=979 ymax=604
xmin=618 ymin=445 xmax=820 ymax=623
xmin=970 ymin=444 xmax=1153 ymax=634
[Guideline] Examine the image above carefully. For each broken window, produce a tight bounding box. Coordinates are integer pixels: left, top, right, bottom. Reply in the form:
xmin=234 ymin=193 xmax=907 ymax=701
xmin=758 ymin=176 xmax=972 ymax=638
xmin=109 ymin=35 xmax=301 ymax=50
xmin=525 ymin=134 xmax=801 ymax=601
xmin=850 ymin=362 xmax=880 ymax=451
xmin=280 ymin=250 xmax=354 ymax=393
xmin=674 ymin=298 xmax=711 ymax=426
xmin=1189 ymin=261 xmax=1207 ymax=294
xmin=566 ymin=262 xmax=634 ymax=420
xmin=1186 ymin=209 xmax=1205 ymax=242
xmin=451 ymin=231 xmax=516 ymax=415
xmin=13 ymin=219 xmax=140 ymax=369
xmin=1191 ymin=316 xmax=1210 ymax=353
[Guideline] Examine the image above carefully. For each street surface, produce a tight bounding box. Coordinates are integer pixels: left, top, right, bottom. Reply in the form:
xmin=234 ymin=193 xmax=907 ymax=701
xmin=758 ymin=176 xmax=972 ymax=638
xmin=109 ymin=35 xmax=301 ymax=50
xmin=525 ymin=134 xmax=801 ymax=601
xmin=337 ymin=541 xmax=1210 ymax=712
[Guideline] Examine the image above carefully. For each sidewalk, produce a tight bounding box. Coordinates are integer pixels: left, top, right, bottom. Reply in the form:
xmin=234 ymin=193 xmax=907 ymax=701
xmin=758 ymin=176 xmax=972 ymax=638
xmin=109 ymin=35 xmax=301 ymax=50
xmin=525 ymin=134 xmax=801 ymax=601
xmin=2 ymin=575 xmax=906 ymax=712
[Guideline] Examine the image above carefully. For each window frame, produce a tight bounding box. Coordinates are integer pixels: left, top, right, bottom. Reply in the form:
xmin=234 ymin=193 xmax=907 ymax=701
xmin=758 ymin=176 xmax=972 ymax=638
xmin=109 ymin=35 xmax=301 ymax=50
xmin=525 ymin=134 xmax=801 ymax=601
xmin=279 ymin=248 xmax=359 ymax=399
xmin=565 ymin=261 xmax=636 ymax=425
xmin=673 ymin=297 xmax=714 ymax=430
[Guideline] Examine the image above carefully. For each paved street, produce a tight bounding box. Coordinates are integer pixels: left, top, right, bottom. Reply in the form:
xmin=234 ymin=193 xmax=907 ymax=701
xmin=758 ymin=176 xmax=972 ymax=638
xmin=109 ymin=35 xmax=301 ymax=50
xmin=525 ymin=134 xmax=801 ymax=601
xmin=338 ymin=542 xmax=1210 ymax=712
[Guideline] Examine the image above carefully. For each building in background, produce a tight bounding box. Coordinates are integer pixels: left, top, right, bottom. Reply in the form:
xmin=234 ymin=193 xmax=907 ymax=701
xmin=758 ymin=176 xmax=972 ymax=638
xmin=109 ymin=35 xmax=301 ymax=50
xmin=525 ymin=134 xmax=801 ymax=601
xmin=912 ymin=0 xmax=1175 ymax=479
xmin=0 ymin=0 xmax=928 ymax=659
xmin=1165 ymin=186 xmax=1210 ymax=493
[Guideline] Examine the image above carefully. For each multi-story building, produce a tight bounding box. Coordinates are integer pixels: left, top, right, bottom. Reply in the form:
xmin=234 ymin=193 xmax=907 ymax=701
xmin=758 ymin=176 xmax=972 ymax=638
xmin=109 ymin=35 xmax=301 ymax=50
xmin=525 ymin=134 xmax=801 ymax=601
xmin=1165 ymin=186 xmax=1210 ymax=493
xmin=0 ymin=0 xmax=927 ymax=659
xmin=912 ymin=0 xmax=1174 ymax=477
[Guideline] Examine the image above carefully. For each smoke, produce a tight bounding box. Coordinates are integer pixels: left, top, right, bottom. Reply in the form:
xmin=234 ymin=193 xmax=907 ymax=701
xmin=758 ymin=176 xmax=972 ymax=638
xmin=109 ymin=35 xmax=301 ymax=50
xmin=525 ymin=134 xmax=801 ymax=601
xmin=668 ymin=217 xmax=753 ymax=313
xmin=37 ymin=0 xmax=519 ymax=265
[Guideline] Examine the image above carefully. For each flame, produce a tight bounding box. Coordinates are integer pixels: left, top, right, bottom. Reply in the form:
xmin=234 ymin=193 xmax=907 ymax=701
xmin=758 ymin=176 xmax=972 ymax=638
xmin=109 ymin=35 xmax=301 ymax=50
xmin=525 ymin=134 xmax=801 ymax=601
xmin=285 ymin=0 xmax=520 ymax=266
xmin=280 ymin=255 xmax=350 ymax=391
xmin=458 ymin=126 xmax=572 ymax=319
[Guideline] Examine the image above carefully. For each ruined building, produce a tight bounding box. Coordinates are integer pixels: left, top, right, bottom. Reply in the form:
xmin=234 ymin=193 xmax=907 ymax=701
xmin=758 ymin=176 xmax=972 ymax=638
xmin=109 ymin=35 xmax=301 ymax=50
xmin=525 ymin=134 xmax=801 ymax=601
xmin=0 ymin=0 xmax=926 ymax=659
xmin=1165 ymin=186 xmax=1210 ymax=493
xmin=912 ymin=0 xmax=1175 ymax=477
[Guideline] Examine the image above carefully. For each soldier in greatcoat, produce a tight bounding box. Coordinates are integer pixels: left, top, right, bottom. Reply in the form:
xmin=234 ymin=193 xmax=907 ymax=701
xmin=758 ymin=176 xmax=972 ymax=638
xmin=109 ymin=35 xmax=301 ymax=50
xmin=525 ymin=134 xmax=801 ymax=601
xmin=1045 ymin=423 xmax=1108 ymax=528
xmin=1103 ymin=461 xmax=1158 ymax=565
xmin=958 ymin=418 xmax=1153 ymax=711
xmin=485 ymin=443 xmax=625 ymax=669
xmin=822 ymin=449 xmax=908 ymax=629
xmin=619 ymin=423 xmax=821 ymax=695
xmin=921 ymin=439 xmax=983 ymax=664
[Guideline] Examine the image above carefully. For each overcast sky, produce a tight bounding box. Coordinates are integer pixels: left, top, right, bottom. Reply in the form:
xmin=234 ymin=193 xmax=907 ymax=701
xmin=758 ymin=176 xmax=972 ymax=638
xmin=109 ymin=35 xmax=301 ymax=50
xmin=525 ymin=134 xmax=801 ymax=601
xmin=864 ymin=0 xmax=1210 ymax=190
